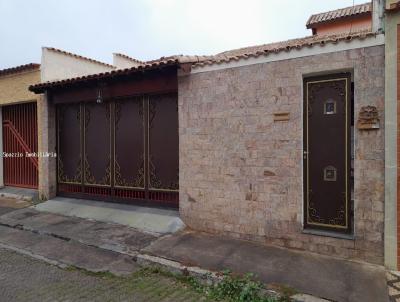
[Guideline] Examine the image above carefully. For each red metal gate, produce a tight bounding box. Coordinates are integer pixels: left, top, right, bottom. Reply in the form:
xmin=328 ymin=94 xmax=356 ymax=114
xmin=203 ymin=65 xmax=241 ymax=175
xmin=2 ymin=103 xmax=38 ymax=188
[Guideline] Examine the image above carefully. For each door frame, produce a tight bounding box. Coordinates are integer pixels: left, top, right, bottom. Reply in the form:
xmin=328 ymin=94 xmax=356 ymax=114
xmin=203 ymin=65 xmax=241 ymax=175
xmin=303 ymin=72 xmax=352 ymax=234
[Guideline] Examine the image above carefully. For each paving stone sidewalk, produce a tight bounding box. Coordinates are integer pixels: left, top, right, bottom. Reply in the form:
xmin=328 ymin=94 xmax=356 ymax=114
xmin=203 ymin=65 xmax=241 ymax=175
xmin=0 ymin=207 xmax=159 ymax=256
xmin=0 ymin=206 xmax=390 ymax=302
xmin=0 ymin=248 xmax=209 ymax=302
xmin=144 ymin=231 xmax=389 ymax=302
xmin=0 ymin=225 xmax=138 ymax=276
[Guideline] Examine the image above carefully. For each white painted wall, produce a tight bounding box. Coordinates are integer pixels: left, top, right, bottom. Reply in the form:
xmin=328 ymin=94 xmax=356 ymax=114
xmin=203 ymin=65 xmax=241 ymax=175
xmin=41 ymin=48 xmax=115 ymax=82
xmin=113 ymin=54 xmax=142 ymax=69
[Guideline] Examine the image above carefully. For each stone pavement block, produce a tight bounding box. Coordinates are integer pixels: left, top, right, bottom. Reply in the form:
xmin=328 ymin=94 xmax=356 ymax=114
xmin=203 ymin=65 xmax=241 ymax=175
xmin=0 ymin=206 xmax=16 ymax=215
xmin=0 ymin=248 xmax=210 ymax=302
xmin=143 ymin=230 xmax=389 ymax=302
xmin=0 ymin=225 xmax=138 ymax=276
xmin=0 ymin=208 xmax=159 ymax=256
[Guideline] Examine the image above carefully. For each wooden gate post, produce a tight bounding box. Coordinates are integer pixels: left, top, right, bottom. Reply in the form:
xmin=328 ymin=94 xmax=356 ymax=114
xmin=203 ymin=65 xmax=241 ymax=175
xmin=38 ymin=93 xmax=57 ymax=200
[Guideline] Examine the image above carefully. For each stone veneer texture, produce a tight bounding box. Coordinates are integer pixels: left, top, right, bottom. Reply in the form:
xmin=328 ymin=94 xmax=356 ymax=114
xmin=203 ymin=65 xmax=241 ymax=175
xmin=178 ymin=45 xmax=385 ymax=264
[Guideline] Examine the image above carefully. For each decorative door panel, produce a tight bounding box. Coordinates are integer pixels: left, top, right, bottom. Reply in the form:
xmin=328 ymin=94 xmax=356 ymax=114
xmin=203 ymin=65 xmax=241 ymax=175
xmin=114 ymin=98 xmax=145 ymax=188
xmin=148 ymin=94 xmax=179 ymax=191
xmin=2 ymin=102 xmax=38 ymax=189
xmin=303 ymin=73 xmax=351 ymax=233
xmin=57 ymin=93 xmax=179 ymax=207
xmin=84 ymin=102 xmax=111 ymax=186
xmin=58 ymin=104 xmax=82 ymax=184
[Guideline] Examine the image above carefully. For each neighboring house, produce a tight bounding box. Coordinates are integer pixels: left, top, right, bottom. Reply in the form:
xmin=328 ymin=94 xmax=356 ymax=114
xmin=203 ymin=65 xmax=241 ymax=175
xmin=0 ymin=64 xmax=41 ymax=189
xmin=25 ymin=0 xmax=400 ymax=270
xmin=306 ymin=2 xmax=372 ymax=35
xmin=40 ymin=47 xmax=116 ymax=82
xmin=0 ymin=48 xmax=116 ymax=196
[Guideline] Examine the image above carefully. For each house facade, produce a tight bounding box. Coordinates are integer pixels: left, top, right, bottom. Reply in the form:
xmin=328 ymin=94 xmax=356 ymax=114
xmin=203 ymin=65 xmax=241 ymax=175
xmin=179 ymin=32 xmax=385 ymax=265
xmin=15 ymin=0 xmax=400 ymax=270
xmin=0 ymin=48 xmax=118 ymax=195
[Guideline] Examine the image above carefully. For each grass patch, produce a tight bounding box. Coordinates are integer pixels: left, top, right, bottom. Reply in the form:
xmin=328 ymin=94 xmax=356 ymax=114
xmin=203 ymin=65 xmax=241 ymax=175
xmin=64 ymin=266 xmax=293 ymax=302
xmin=142 ymin=267 xmax=291 ymax=302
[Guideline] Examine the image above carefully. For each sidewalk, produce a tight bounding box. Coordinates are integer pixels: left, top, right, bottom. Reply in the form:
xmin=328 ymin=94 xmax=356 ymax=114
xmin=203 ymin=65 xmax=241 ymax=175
xmin=0 ymin=204 xmax=389 ymax=302
xmin=143 ymin=231 xmax=389 ymax=302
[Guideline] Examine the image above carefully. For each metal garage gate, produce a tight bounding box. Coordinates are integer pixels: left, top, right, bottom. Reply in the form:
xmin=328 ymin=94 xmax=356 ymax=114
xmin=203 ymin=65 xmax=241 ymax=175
xmin=57 ymin=93 xmax=179 ymax=207
xmin=2 ymin=102 xmax=38 ymax=188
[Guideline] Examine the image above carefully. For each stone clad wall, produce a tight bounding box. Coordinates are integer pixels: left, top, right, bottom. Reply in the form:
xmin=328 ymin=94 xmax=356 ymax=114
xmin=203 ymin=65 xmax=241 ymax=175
xmin=178 ymin=45 xmax=385 ymax=264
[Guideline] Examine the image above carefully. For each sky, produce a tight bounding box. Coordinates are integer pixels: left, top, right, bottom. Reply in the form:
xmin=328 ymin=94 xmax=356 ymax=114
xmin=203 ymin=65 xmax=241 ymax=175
xmin=0 ymin=0 xmax=368 ymax=69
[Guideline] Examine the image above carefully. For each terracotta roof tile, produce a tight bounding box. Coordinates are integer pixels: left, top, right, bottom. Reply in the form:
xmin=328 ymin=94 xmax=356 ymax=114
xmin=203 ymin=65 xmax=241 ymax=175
xmin=387 ymin=1 xmax=400 ymax=11
xmin=44 ymin=47 xmax=116 ymax=68
xmin=0 ymin=63 xmax=40 ymax=77
xmin=30 ymin=30 xmax=377 ymax=93
xmin=306 ymin=2 xmax=372 ymax=28
xmin=29 ymin=56 xmax=184 ymax=93
xmin=113 ymin=53 xmax=144 ymax=64
xmin=196 ymin=30 xmax=375 ymax=67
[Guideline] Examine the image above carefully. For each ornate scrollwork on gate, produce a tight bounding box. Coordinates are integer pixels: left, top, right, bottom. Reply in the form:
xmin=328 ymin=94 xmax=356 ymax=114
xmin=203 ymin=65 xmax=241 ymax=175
xmin=148 ymin=156 xmax=179 ymax=190
xmin=114 ymin=98 xmax=145 ymax=189
xmin=83 ymin=102 xmax=112 ymax=186
xmin=84 ymin=155 xmax=111 ymax=186
xmin=115 ymin=155 xmax=145 ymax=188
xmin=57 ymin=104 xmax=82 ymax=184
xmin=58 ymin=155 xmax=82 ymax=184
xmin=148 ymin=95 xmax=179 ymax=191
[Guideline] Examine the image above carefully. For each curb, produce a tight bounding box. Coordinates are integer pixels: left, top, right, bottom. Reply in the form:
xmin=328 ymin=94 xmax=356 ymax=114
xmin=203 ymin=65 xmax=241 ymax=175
xmin=136 ymin=253 xmax=332 ymax=302
xmin=0 ymin=220 xmax=332 ymax=302
xmin=136 ymin=253 xmax=220 ymax=286
xmin=291 ymin=294 xmax=332 ymax=302
xmin=0 ymin=242 xmax=67 ymax=269
xmin=136 ymin=253 xmax=293 ymax=300
xmin=0 ymin=192 xmax=33 ymax=202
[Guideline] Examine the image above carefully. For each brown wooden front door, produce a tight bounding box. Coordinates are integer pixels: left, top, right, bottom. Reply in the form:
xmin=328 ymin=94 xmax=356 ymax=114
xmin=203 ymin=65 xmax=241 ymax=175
xmin=303 ymin=73 xmax=351 ymax=233
xmin=2 ymin=102 xmax=38 ymax=189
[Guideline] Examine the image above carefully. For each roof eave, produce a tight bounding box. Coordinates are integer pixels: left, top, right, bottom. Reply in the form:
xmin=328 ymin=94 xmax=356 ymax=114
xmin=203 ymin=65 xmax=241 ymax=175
xmin=29 ymin=61 xmax=179 ymax=94
xmin=306 ymin=11 xmax=372 ymax=29
xmin=0 ymin=63 xmax=40 ymax=77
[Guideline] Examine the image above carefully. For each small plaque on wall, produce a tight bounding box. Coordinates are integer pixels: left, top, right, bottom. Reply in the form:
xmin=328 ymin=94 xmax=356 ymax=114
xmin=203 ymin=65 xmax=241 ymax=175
xmin=273 ymin=112 xmax=290 ymax=122
xmin=357 ymin=106 xmax=379 ymax=130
